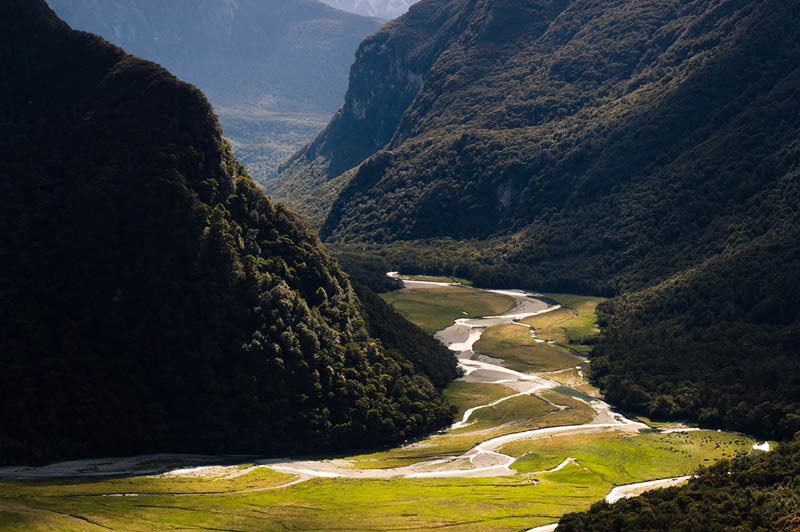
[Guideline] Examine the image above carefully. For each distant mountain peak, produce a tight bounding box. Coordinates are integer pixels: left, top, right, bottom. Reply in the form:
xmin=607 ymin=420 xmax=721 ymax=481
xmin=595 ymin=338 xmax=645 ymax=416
xmin=320 ymin=0 xmax=417 ymax=19
xmin=47 ymin=0 xmax=383 ymax=183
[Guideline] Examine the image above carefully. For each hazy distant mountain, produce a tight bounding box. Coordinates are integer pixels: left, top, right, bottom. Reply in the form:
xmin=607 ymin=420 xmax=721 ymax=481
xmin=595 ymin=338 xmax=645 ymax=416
xmin=47 ymin=0 xmax=383 ymax=183
xmin=1 ymin=0 xmax=454 ymax=465
xmin=321 ymin=0 xmax=418 ymax=19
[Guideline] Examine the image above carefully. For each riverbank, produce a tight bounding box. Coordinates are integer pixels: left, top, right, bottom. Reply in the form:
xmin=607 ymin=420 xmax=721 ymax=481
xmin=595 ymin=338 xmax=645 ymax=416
xmin=0 ymin=277 xmax=762 ymax=532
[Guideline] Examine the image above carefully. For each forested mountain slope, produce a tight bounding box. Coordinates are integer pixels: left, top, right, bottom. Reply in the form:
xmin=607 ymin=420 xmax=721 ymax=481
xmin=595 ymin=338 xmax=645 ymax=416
xmin=0 ymin=0 xmax=454 ymax=466
xmin=48 ymin=0 xmax=383 ymax=183
xmin=279 ymin=0 xmax=800 ymax=441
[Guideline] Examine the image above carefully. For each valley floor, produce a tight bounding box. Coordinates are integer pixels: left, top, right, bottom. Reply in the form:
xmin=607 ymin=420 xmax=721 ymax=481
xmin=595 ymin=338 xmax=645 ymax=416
xmin=0 ymin=278 xmax=765 ymax=531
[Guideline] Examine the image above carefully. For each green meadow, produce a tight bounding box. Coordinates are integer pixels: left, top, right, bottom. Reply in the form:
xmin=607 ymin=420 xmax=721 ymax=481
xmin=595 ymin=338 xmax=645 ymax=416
xmin=502 ymin=429 xmax=755 ymax=484
xmin=523 ymin=293 xmax=605 ymax=353
xmin=380 ymin=285 xmax=515 ymax=333
xmin=443 ymin=381 xmax=518 ymax=417
xmin=0 ymin=428 xmax=757 ymax=532
xmin=473 ymin=323 xmax=583 ymax=372
xmin=0 ymin=474 xmax=606 ymax=532
xmin=0 ymin=287 xmax=761 ymax=531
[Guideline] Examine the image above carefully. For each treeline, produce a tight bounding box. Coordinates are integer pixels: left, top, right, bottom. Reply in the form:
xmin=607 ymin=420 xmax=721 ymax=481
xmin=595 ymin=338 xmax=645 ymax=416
xmin=589 ymin=223 xmax=800 ymax=441
xmin=0 ymin=0 xmax=453 ymax=465
xmin=557 ymin=437 xmax=800 ymax=531
xmin=351 ymin=281 xmax=461 ymax=388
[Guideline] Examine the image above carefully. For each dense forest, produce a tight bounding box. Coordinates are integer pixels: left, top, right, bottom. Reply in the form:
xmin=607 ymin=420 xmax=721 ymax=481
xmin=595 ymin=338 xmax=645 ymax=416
xmin=275 ymin=0 xmax=800 ymax=443
xmin=557 ymin=437 xmax=800 ymax=531
xmin=0 ymin=0 xmax=454 ymax=466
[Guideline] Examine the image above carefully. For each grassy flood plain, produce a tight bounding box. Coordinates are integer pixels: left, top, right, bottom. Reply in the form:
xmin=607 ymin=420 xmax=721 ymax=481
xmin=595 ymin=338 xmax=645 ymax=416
xmin=345 ymin=388 xmax=596 ymax=470
xmin=470 ymin=292 xmax=605 ymax=371
xmin=0 ymin=474 xmax=605 ymax=532
xmin=0 ymin=428 xmax=757 ymax=532
xmin=523 ymin=293 xmax=605 ymax=354
xmin=473 ymin=323 xmax=583 ymax=372
xmin=0 ymin=284 xmax=760 ymax=531
xmin=380 ymin=284 xmax=515 ymax=333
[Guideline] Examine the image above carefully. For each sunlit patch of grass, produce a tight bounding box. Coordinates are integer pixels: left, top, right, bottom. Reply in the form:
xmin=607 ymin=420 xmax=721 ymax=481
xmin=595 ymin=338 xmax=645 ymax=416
xmin=0 ymin=475 xmax=609 ymax=532
xmin=347 ymin=391 xmax=595 ymax=469
xmin=443 ymin=381 xmax=518 ymax=418
xmin=381 ymin=285 xmax=515 ymax=333
xmin=523 ymin=294 xmax=605 ymax=346
xmin=0 ymin=466 xmax=295 ymax=498
xmin=544 ymin=368 xmax=601 ymax=398
xmin=502 ymin=430 xmax=756 ymax=485
xmin=473 ymin=323 xmax=584 ymax=372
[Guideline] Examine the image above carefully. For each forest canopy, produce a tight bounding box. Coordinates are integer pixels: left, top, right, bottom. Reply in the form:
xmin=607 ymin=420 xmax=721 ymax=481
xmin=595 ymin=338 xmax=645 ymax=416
xmin=0 ymin=0 xmax=454 ymax=465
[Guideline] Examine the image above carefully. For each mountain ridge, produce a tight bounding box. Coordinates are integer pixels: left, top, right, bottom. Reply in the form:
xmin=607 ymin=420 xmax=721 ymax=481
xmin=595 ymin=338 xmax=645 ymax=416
xmin=47 ymin=0 xmax=383 ymax=183
xmin=321 ymin=0 xmax=418 ymax=19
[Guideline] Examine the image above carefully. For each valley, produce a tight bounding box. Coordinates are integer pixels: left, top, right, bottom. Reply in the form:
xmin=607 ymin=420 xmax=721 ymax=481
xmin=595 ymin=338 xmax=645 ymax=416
xmin=0 ymin=276 xmax=761 ymax=531
xmin=3 ymin=1 xmax=798 ymax=530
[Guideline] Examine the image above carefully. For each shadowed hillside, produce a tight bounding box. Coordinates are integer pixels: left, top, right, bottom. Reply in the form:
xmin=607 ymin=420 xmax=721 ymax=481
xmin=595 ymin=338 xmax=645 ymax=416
xmin=0 ymin=0 xmax=455 ymax=466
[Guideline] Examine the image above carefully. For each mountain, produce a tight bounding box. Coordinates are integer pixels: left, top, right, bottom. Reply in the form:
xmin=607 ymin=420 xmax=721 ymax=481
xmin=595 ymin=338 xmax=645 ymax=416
xmin=275 ymin=0 xmax=800 ymax=442
xmin=47 ymin=0 xmax=383 ymax=184
xmin=0 ymin=0 xmax=455 ymax=466
xmin=321 ymin=0 xmax=418 ymax=19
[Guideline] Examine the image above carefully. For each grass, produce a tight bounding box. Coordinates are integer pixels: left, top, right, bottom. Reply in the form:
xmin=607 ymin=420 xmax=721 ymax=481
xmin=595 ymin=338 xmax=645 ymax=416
xmin=453 ymin=394 xmax=558 ymax=432
xmin=473 ymin=323 xmax=584 ymax=372
xmin=0 ymin=466 xmax=295 ymax=497
xmin=443 ymin=381 xmax=518 ymax=418
xmin=543 ymin=367 xmax=601 ymax=398
xmin=347 ymin=390 xmax=595 ymax=469
xmin=0 ymin=475 xmax=609 ymax=532
xmin=381 ymin=285 xmax=515 ymax=333
xmin=450 ymin=390 xmax=596 ymax=435
xmin=522 ymin=293 xmax=605 ymax=347
xmin=1 ymin=430 xmax=747 ymax=532
xmin=501 ymin=430 xmax=756 ymax=485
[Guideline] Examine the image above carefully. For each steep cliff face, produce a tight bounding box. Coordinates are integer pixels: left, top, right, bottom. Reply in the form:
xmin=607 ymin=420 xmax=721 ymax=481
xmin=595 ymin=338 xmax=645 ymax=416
xmin=0 ymin=0 xmax=454 ymax=465
xmin=269 ymin=0 xmax=468 ymax=226
xmin=48 ymin=0 xmax=383 ymax=183
xmin=279 ymin=0 xmax=799 ymax=267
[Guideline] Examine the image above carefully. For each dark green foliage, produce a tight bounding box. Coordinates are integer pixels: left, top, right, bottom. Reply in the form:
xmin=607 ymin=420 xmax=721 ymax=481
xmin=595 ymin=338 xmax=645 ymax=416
xmin=557 ymin=437 xmax=800 ymax=531
xmin=277 ymin=0 xmax=800 ymax=442
xmin=590 ymin=224 xmax=800 ymax=441
xmin=0 ymin=0 xmax=452 ymax=466
xmin=330 ymin=247 xmax=404 ymax=293
xmin=351 ymin=281 xmax=460 ymax=388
